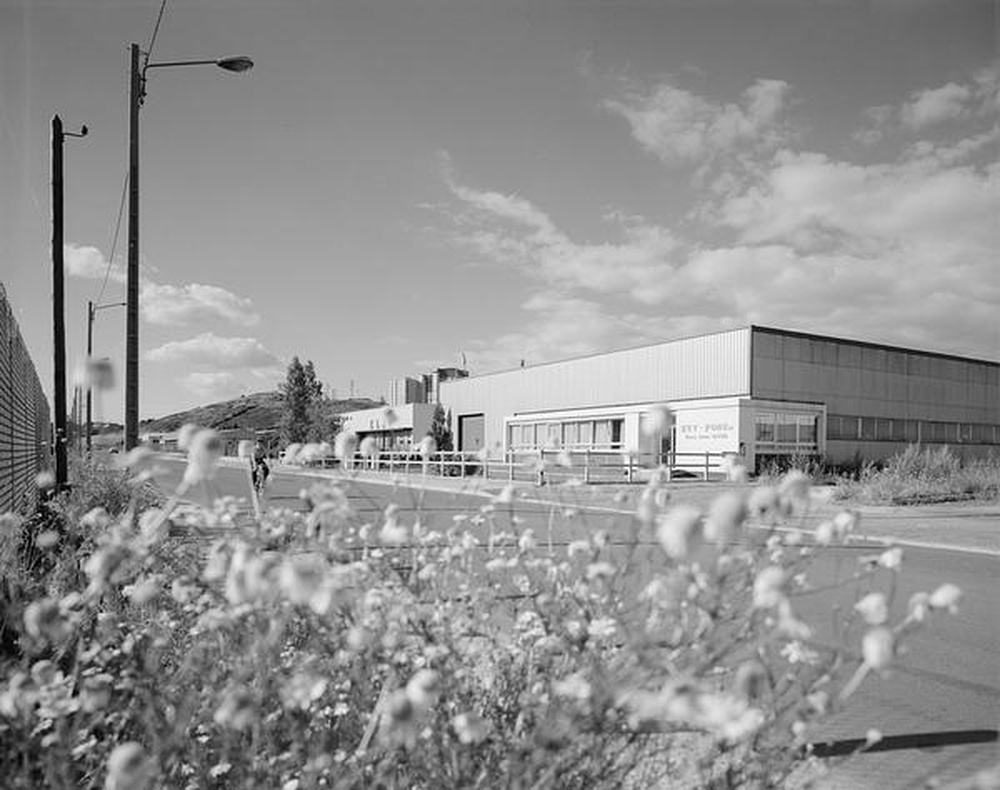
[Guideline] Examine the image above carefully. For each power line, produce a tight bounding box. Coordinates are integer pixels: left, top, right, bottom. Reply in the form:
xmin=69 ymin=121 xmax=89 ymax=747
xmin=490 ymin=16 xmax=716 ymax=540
xmin=96 ymin=171 xmax=128 ymax=305
xmin=146 ymin=0 xmax=169 ymax=64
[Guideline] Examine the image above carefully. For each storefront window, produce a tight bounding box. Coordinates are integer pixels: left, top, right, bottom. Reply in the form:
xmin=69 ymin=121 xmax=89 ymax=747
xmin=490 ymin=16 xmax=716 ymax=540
xmin=755 ymin=413 xmax=775 ymax=444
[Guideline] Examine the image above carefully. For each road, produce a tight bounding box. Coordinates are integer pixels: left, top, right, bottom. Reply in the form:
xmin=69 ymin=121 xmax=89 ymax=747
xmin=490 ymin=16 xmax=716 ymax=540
xmin=154 ymin=458 xmax=998 ymax=789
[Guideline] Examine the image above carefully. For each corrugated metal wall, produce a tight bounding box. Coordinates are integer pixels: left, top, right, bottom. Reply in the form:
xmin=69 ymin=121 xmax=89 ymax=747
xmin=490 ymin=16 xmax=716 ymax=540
xmin=751 ymin=327 xmax=999 ymax=423
xmin=0 ymin=283 xmax=51 ymax=514
xmin=441 ymin=327 xmax=751 ymax=453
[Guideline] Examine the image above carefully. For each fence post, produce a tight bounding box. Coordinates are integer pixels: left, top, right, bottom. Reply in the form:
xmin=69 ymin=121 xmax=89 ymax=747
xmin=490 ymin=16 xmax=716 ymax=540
xmin=704 ymin=451 xmax=710 ymax=481
xmin=508 ymin=450 xmax=514 ymax=482
xmin=584 ymin=448 xmax=590 ymax=484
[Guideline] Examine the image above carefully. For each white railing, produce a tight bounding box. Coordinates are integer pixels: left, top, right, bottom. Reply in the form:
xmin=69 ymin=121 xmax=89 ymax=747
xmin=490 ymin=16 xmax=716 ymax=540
xmin=309 ymin=448 xmax=731 ymax=483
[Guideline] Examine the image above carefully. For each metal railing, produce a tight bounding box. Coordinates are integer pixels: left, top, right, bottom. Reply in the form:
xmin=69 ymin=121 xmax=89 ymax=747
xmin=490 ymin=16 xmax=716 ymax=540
xmin=315 ymin=448 xmax=730 ymax=483
xmin=0 ymin=283 xmax=51 ymax=514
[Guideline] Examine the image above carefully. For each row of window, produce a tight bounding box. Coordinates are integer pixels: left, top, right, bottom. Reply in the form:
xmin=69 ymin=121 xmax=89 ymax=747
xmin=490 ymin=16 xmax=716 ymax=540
xmin=754 ymin=413 xmax=820 ymax=450
xmin=508 ymin=418 xmax=624 ymax=451
xmin=827 ymin=415 xmax=1000 ymax=445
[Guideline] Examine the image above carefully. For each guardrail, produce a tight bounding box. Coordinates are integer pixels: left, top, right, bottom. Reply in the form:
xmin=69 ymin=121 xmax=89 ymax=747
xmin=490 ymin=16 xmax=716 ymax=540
xmin=0 ymin=283 xmax=51 ymax=514
xmin=314 ymin=448 xmax=731 ymax=484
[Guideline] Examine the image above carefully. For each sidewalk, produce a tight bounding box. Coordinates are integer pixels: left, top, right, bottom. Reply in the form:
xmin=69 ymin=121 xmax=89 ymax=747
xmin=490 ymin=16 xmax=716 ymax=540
xmin=223 ymin=458 xmax=999 ymax=556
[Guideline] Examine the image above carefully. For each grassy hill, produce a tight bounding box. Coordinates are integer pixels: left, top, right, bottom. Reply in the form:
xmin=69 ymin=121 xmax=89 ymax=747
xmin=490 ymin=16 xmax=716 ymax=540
xmin=139 ymin=391 xmax=381 ymax=435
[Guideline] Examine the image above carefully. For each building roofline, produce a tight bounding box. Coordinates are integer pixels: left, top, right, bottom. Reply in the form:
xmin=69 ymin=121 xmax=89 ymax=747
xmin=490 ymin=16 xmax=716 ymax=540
xmin=750 ymin=325 xmax=999 ymax=367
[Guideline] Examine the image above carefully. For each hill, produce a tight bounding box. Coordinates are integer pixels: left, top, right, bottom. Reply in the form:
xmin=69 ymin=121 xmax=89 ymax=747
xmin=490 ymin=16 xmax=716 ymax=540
xmin=139 ymin=391 xmax=381 ymax=435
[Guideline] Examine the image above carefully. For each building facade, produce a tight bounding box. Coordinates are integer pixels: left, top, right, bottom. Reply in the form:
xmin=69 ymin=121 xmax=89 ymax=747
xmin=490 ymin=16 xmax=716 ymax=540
xmin=435 ymin=326 xmax=999 ymax=471
xmin=339 ymin=402 xmax=437 ymax=451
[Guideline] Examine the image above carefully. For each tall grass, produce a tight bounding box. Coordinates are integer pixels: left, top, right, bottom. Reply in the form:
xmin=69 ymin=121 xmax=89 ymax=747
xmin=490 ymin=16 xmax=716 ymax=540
xmin=834 ymin=445 xmax=1000 ymax=505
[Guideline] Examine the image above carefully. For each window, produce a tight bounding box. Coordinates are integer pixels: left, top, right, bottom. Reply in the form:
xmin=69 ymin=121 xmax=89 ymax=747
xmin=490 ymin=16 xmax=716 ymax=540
xmin=876 ymin=418 xmax=892 ymax=441
xmin=611 ymin=419 xmax=623 ymax=449
xmin=579 ymin=421 xmax=592 ymax=446
xmin=827 ymin=414 xmax=858 ymax=440
xmin=798 ymin=415 xmax=817 ymax=445
xmin=777 ymin=414 xmax=797 ymax=444
xmin=860 ymin=417 xmax=877 ymax=441
xmin=594 ymin=420 xmax=611 ymax=447
xmin=563 ymin=421 xmax=580 ymax=446
xmin=755 ymin=413 xmax=775 ymax=444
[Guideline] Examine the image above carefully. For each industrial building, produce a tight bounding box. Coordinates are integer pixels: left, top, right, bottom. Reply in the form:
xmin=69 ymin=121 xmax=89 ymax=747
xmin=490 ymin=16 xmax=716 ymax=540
xmin=431 ymin=325 xmax=998 ymax=472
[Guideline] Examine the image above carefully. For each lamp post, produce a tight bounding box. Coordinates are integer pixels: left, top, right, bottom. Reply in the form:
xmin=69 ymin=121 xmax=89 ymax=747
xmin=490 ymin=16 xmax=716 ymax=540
xmin=51 ymin=114 xmax=87 ymax=489
xmin=86 ymin=300 xmax=125 ymax=452
xmin=124 ymin=44 xmax=253 ymax=450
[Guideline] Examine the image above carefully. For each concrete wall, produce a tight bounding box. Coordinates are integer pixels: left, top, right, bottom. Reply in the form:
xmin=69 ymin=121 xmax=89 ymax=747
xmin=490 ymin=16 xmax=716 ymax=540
xmin=440 ymin=328 xmax=751 ymax=456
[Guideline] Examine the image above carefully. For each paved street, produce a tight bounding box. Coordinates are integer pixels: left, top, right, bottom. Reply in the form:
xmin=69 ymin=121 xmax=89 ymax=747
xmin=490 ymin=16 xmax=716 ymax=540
xmin=154 ymin=458 xmax=999 ymax=789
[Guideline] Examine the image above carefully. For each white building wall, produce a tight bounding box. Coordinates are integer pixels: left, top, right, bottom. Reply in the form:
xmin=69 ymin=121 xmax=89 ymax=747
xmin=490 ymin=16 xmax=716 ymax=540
xmin=442 ymin=328 xmax=751 ymax=456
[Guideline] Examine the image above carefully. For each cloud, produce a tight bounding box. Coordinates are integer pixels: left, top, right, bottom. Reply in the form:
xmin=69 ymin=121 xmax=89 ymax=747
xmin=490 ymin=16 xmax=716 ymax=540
xmin=140 ymin=282 xmax=259 ymax=326
xmin=180 ymin=369 xmax=281 ymax=401
xmin=64 ymin=244 xmax=125 ymax=282
xmin=64 ymin=243 xmax=259 ymax=326
xmin=145 ymin=333 xmax=281 ymax=369
xmin=901 ymin=82 xmax=972 ymax=129
xmin=443 ymin=166 xmax=681 ymax=304
xmin=604 ymin=77 xmax=791 ymax=166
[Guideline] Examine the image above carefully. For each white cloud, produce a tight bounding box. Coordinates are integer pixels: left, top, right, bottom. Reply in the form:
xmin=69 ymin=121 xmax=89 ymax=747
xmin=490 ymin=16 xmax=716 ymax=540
xmin=445 ymin=170 xmax=681 ymax=304
xmin=901 ymin=82 xmax=972 ymax=130
xmin=145 ymin=333 xmax=281 ymax=369
xmin=604 ymin=78 xmax=791 ymax=166
xmin=64 ymin=243 xmax=125 ymax=282
xmin=140 ymin=282 xmax=259 ymax=326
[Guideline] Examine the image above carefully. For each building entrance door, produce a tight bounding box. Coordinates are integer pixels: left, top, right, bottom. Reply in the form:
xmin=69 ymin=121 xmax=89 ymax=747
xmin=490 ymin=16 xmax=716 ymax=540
xmin=458 ymin=414 xmax=485 ymax=453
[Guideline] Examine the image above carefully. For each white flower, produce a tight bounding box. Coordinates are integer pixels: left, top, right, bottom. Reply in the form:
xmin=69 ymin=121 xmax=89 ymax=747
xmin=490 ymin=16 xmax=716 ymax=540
xmin=493 ymin=484 xmax=515 ymax=505
xmin=833 ymin=510 xmax=859 ymax=539
xmin=35 ymin=470 xmax=56 ymax=491
xmin=184 ymin=429 xmax=223 ymax=485
xmin=418 ymin=435 xmax=437 ymax=458
xmin=138 ymin=508 xmax=169 ymax=546
xmin=237 ymin=440 xmax=254 ymax=459
xmin=854 ymin=592 xmax=889 ymax=625
xmin=334 ymin=432 xmax=358 ymax=461
xmin=177 ymin=423 xmax=200 ymax=451
xmin=586 ymin=561 xmax=616 ymax=581
xmin=862 ymin=627 xmax=894 ymax=670
xmin=553 ymin=672 xmax=592 ymax=701
xmin=567 ymin=540 xmax=591 ymax=558
xmin=0 ymin=512 xmax=22 ymax=538
xmin=908 ymin=591 xmax=931 ymax=622
xmin=453 ymin=712 xmax=492 ymax=745
xmin=929 ymin=583 xmax=962 ymax=614
xmin=780 ymin=640 xmax=820 ymax=665
xmin=405 ymin=669 xmax=441 ymax=710
xmin=281 ymin=443 xmax=302 ymax=465
xmin=814 ymin=520 xmax=835 ymax=546
xmin=104 ymin=742 xmax=150 ymax=790
xmin=753 ymin=566 xmax=786 ymax=609
xmin=587 ymin=616 xmax=617 ymax=641
xmin=656 ymin=505 xmax=701 ymax=560
xmin=778 ymin=470 xmax=811 ymax=506
xmin=704 ymin=492 xmax=745 ymax=545
xmin=878 ymin=547 xmax=903 ymax=570
xmin=382 ymin=407 xmax=398 ymax=426
xmin=359 ymin=437 xmax=378 ymax=459
xmin=865 ymin=728 xmax=883 ymax=746
xmin=642 ymin=405 xmax=672 ymax=436
xmin=517 ymin=529 xmax=536 ymax=552
xmin=747 ymin=486 xmax=779 ymax=516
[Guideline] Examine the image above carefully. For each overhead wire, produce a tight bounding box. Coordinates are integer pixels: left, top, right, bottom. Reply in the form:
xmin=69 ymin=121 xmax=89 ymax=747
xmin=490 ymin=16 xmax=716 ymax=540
xmin=93 ymin=0 xmax=169 ymax=309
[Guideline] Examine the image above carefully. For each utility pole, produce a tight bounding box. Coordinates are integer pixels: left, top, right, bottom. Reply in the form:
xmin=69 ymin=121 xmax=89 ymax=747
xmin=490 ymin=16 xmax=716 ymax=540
xmin=125 ymin=43 xmax=142 ymax=451
xmin=51 ymin=115 xmax=87 ymax=489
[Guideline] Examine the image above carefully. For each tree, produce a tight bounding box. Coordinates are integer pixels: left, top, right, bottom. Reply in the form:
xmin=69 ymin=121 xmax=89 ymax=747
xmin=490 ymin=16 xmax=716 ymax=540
xmin=429 ymin=404 xmax=453 ymax=452
xmin=280 ymin=357 xmax=317 ymax=445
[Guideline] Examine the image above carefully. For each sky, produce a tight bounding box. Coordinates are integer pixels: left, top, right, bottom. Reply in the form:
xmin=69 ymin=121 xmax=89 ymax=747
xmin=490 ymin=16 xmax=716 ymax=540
xmin=2 ymin=0 xmax=997 ymax=421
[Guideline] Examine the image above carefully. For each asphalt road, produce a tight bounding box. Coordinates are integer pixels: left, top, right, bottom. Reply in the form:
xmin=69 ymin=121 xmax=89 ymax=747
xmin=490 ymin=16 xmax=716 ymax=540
xmin=153 ymin=458 xmax=999 ymax=789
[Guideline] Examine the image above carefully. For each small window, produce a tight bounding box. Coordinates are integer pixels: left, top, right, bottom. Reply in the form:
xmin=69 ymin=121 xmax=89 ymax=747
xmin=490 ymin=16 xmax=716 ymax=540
xmin=798 ymin=415 xmax=817 ymax=444
xmin=611 ymin=419 xmax=623 ymax=448
xmin=755 ymin=413 xmax=775 ymax=444
xmin=594 ymin=420 xmax=611 ymax=447
xmin=876 ymin=418 xmax=892 ymax=441
xmin=777 ymin=414 xmax=797 ymax=444
xmin=860 ymin=417 xmax=877 ymax=441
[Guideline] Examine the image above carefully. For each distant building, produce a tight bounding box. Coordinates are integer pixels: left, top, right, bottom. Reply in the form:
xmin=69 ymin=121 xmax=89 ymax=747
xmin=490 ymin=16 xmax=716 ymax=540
xmin=339 ymin=403 xmax=437 ymax=451
xmin=434 ymin=326 xmax=999 ymax=472
xmin=388 ymin=376 xmax=426 ymax=406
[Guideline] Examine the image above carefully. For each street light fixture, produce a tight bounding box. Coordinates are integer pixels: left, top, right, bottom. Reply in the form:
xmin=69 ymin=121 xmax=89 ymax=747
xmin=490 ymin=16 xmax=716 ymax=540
xmin=124 ymin=44 xmax=253 ymax=450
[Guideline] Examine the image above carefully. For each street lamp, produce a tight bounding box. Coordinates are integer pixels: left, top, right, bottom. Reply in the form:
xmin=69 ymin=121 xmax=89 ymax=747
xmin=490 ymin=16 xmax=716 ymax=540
xmin=86 ymin=300 xmax=125 ymax=452
xmin=124 ymin=43 xmax=253 ymax=450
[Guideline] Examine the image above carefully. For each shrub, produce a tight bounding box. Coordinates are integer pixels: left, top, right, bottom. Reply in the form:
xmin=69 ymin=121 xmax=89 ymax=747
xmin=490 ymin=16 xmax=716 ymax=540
xmin=0 ymin=438 xmax=965 ymax=789
xmin=834 ymin=445 xmax=1000 ymax=504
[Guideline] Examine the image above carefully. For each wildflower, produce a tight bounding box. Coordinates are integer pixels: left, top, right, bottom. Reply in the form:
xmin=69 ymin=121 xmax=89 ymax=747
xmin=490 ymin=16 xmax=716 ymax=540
xmin=359 ymin=436 xmax=378 ymax=459
xmin=587 ymin=617 xmax=617 ymax=642
xmin=704 ymin=491 xmax=746 ymax=545
xmin=814 ymin=520 xmax=835 ymax=546
xmin=24 ymin=598 xmax=72 ymax=643
xmin=124 ymin=576 xmax=161 ymax=605
xmin=80 ymin=673 xmax=114 ymax=713
xmin=642 ymin=405 xmax=672 ymax=436
xmin=878 ymin=546 xmax=903 ymax=571
xmin=35 ymin=470 xmax=56 ymax=491
xmin=214 ymin=687 xmax=256 ymax=731
xmin=104 ymin=742 xmax=151 ymax=790
xmin=380 ymin=504 xmax=410 ymax=544
xmin=908 ymin=591 xmax=931 ymax=623
xmin=80 ymin=507 xmax=111 ymax=530
xmin=833 ymin=510 xmax=859 ymax=539
xmin=405 ymin=669 xmax=441 ymax=710
xmin=418 ymin=435 xmax=436 ymax=458
xmin=35 ymin=529 xmax=59 ymax=549
xmin=753 ymin=566 xmax=786 ymax=609
xmin=780 ymin=640 xmax=819 ymax=665
xmin=453 ymin=711 xmax=492 ymax=745
xmin=177 ymin=423 xmax=200 ymax=451
xmin=656 ymin=505 xmax=701 ymax=560
xmin=183 ymin=428 xmax=223 ymax=485
xmin=334 ymin=432 xmax=358 ymax=462
xmin=281 ymin=673 xmax=328 ymax=711
xmin=281 ymin=443 xmax=303 ymax=465
xmin=518 ymin=529 xmax=536 ymax=552
xmin=862 ymin=627 xmax=894 ymax=670
xmin=929 ymin=583 xmax=962 ymax=614
xmin=855 ymin=592 xmax=889 ymax=625
xmin=566 ymin=539 xmax=591 ymax=558
xmin=138 ymin=508 xmax=169 ymax=546
xmin=586 ymin=561 xmax=616 ymax=581
xmin=747 ymin=485 xmax=779 ymax=517
xmin=0 ymin=512 xmax=23 ymax=538
xmin=209 ymin=763 xmax=232 ymax=779
xmin=553 ymin=672 xmax=592 ymax=701
xmin=493 ymin=484 xmax=514 ymax=505
xmin=237 ymin=440 xmax=254 ymax=459
xmin=556 ymin=449 xmax=573 ymax=468
xmin=865 ymin=728 xmax=883 ymax=747
xmin=778 ymin=470 xmax=811 ymax=509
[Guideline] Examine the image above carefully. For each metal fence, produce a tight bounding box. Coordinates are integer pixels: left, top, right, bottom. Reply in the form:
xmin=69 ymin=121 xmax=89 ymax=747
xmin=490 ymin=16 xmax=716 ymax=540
xmin=0 ymin=283 xmax=51 ymax=515
xmin=321 ymin=448 xmax=730 ymax=484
